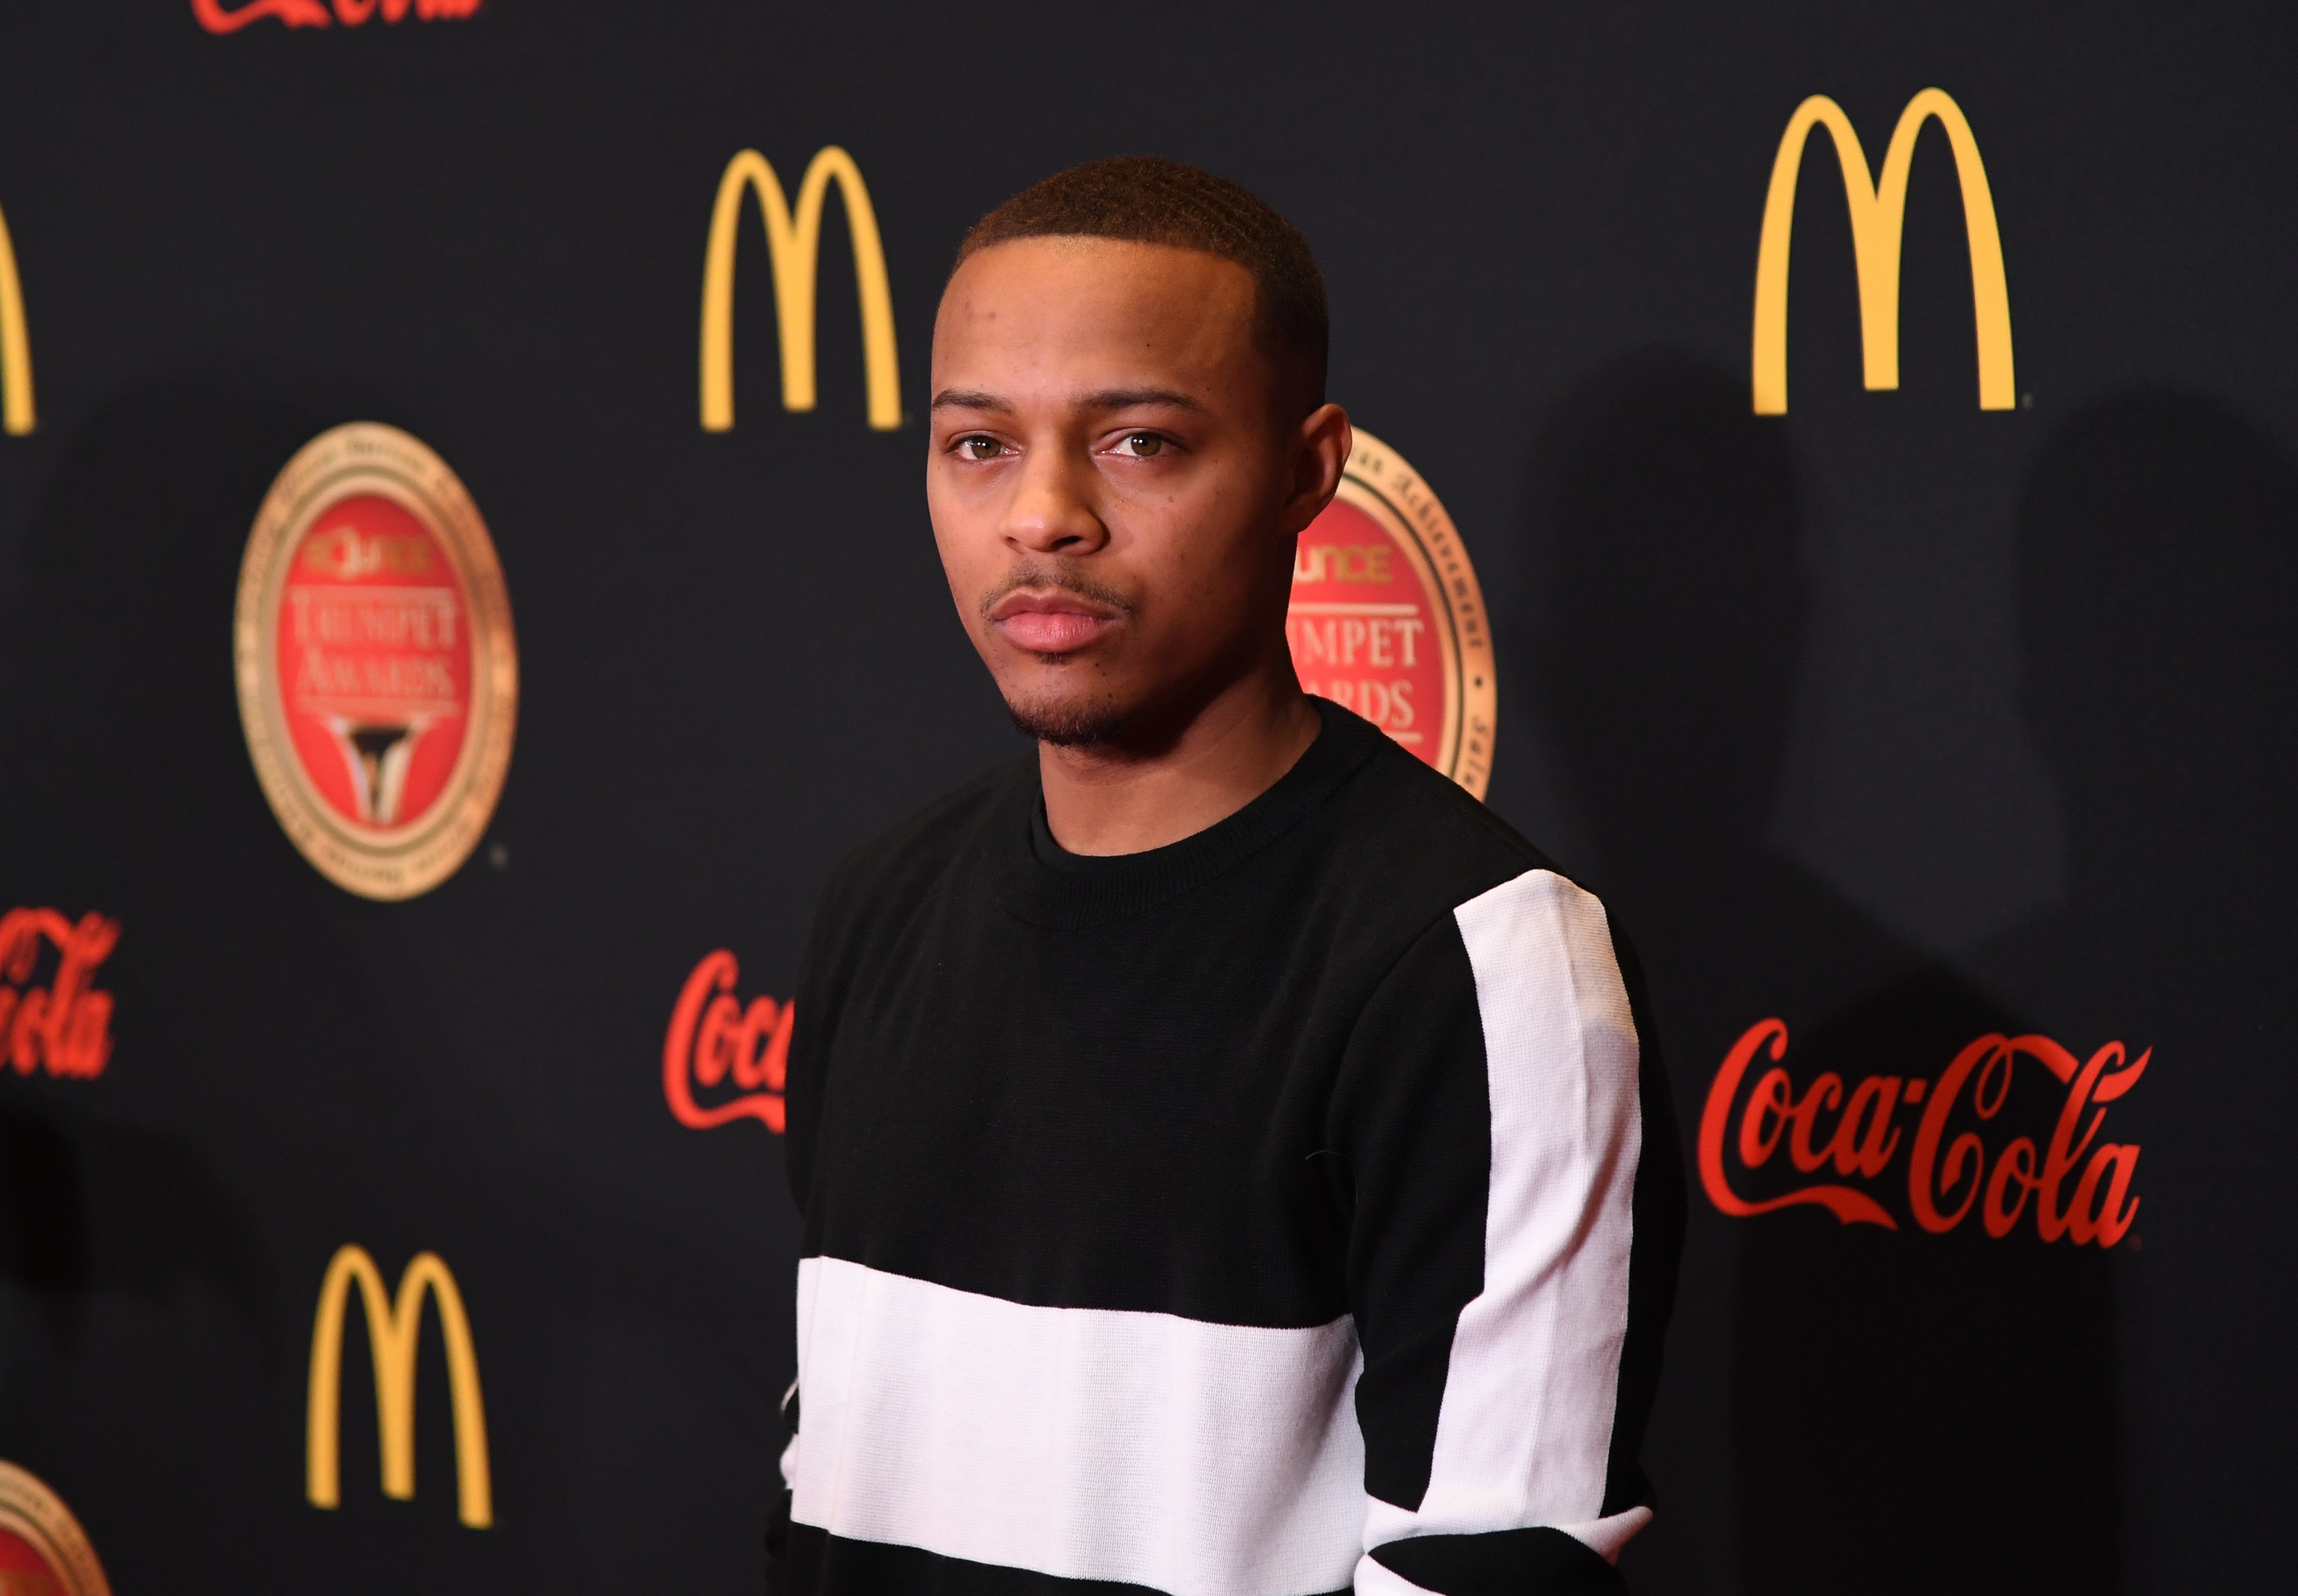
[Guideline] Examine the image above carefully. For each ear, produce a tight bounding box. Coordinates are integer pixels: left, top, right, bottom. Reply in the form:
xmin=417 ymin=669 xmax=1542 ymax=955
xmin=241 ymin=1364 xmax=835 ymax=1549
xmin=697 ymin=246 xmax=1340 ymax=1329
xmin=1280 ymin=404 xmax=1352 ymax=538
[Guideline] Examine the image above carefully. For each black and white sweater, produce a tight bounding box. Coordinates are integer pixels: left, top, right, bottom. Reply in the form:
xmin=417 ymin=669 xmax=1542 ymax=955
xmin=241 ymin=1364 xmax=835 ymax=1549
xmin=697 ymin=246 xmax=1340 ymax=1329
xmin=779 ymin=700 xmax=1683 ymax=1596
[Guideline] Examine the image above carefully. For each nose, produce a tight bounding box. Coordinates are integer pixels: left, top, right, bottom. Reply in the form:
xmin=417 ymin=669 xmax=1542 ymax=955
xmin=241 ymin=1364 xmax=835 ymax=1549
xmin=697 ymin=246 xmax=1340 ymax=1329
xmin=1003 ymin=445 xmax=1107 ymax=557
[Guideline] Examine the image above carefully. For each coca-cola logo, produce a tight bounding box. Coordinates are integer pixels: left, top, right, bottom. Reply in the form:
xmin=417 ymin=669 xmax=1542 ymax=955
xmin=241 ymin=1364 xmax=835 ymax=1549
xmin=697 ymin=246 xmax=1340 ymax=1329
xmin=1699 ymin=1019 xmax=2145 ymax=1246
xmin=0 ymin=908 xmax=119 ymax=1081
xmin=192 ymin=0 xmax=481 ymax=33
xmin=663 ymin=951 xmax=789 ymax=1133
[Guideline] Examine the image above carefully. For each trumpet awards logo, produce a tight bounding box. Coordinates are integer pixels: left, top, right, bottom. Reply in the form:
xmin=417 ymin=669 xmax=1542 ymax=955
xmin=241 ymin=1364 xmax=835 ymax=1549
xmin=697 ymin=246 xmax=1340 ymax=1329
xmin=0 ymin=1459 xmax=111 ymax=1596
xmin=1289 ymin=428 xmax=1494 ymax=797
xmin=664 ymin=951 xmax=790 ymax=1133
xmin=1700 ymin=1021 xmax=2144 ymax=1245
xmin=192 ymin=0 xmax=481 ymax=32
xmin=235 ymin=423 xmax=516 ymax=901
xmin=0 ymin=910 xmax=117 ymax=1082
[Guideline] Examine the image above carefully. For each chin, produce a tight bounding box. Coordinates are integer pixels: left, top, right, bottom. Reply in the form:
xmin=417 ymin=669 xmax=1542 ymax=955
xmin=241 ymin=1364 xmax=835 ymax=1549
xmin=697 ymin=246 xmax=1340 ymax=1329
xmin=1003 ymin=685 xmax=1131 ymax=747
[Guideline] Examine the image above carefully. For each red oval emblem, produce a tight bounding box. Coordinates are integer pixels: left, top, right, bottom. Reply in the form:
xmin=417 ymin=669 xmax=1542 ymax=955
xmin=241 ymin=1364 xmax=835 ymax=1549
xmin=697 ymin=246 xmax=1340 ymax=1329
xmin=235 ymin=424 xmax=516 ymax=900
xmin=1289 ymin=428 xmax=1495 ymax=797
xmin=276 ymin=493 xmax=473 ymax=830
xmin=0 ymin=1459 xmax=111 ymax=1596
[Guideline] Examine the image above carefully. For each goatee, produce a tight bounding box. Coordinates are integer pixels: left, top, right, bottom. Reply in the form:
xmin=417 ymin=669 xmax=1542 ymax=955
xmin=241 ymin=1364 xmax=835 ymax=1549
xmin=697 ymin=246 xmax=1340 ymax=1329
xmin=1007 ymin=693 xmax=1129 ymax=747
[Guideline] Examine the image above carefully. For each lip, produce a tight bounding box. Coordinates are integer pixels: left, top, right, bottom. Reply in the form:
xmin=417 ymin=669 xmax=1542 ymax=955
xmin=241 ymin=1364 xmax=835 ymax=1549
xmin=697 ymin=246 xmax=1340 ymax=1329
xmin=988 ymin=589 xmax=1120 ymax=655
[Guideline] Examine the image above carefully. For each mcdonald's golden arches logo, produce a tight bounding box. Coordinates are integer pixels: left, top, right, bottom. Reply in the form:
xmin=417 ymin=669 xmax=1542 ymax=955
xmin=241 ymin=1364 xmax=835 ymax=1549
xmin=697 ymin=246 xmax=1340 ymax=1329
xmin=701 ymin=147 xmax=901 ymax=432
xmin=1753 ymin=88 xmax=2015 ymax=415
xmin=307 ymin=1245 xmax=493 ymax=1529
xmin=0 ymin=195 xmax=33 ymax=436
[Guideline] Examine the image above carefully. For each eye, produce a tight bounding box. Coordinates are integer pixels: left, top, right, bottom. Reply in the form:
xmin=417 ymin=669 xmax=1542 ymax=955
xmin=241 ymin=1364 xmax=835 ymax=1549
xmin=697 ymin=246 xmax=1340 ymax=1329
xmin=955 ymin=435 xmax=1006 ymax=461
xmin=1113 ymin=432 xmax=1167 ymax=458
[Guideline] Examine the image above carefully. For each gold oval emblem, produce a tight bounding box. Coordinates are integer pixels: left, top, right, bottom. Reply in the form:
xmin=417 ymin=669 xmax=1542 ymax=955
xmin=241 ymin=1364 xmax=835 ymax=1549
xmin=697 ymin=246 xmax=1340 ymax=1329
xmin=234 ymin=423 xmax=517 ymax=900
xmin=0 ymin=1460 xmax=111 ymax=1596
xmin=1289 ymin=427 xmax=1496 ymax=797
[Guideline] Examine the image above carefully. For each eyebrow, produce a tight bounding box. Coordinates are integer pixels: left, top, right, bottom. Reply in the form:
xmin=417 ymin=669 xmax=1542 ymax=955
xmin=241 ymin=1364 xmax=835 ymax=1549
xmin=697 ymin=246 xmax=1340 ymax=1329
xmin=927 ymin=386 xmax=1208 ymax=415
xmin=1075 ymin=387 xmax=1205 ymax=414
xmin=930 ymin=388 xmax=1015 ymax=413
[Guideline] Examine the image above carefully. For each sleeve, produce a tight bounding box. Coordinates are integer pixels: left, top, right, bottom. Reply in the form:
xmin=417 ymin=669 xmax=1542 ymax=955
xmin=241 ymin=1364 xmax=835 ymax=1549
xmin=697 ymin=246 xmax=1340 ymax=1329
xmin=773 ymin=852 xmax=867 ymax=1592
xmin=782 ymin=848 xmax=864 ymax=1221
xmin=1332 ymin=867 xmax=1681 ymax=1596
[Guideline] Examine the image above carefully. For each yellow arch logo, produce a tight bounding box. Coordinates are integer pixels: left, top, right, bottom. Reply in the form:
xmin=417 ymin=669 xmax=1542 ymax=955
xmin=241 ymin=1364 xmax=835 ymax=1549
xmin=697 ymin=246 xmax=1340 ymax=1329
xmin=306 ymin=1245 xmax=493 ymax=1529
xmin=701 ymin=147 xmax=901 ymax=432
xmin=0 ymin=196 xmax=33 ymax=435
xmin=1752 ymin=88 xmax=2015 ymax=415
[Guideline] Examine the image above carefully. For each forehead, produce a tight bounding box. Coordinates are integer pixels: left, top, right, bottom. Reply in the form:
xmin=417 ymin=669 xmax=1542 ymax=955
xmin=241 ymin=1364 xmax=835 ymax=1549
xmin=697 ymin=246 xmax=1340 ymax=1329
xmin=932 ymin=238 xmax=1261 ymax=391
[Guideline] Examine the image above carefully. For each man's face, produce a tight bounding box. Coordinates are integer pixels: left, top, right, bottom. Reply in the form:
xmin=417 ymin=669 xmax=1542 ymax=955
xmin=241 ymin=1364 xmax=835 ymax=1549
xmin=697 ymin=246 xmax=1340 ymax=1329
xmin=927 ymin=237 xmax=1322 ymax=745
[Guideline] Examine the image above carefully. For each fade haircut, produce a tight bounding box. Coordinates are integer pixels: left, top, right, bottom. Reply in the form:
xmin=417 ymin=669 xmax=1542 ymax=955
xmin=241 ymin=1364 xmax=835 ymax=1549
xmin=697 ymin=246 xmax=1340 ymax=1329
xmin=956 ymin=156 xmax=1330 ymax=410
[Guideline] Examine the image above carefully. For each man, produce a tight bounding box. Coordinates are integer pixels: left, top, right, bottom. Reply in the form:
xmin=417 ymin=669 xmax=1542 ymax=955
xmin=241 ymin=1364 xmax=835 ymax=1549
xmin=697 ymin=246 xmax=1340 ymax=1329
xmin=776 ymin=156 xmax=1681 ymax=1596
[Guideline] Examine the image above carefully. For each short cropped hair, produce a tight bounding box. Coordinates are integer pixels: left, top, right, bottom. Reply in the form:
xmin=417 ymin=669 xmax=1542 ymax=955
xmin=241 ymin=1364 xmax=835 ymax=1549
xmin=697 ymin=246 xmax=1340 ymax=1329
xmin=957 ymin=156 xmax=1329 ymax=408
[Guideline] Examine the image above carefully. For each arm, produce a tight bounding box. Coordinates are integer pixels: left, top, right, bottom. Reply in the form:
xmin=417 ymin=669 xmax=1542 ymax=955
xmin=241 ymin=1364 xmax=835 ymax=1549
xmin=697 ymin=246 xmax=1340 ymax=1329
xmin=1334 ymin=868 xmax=1681 ymax=1595
xmin=771 ymin=860 xmax=856 ymax=1595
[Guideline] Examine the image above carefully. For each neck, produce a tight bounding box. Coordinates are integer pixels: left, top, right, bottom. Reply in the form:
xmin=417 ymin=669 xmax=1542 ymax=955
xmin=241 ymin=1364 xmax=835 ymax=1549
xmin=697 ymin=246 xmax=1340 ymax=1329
xmin=1037 ymin=655 xmax=1322 ymax=856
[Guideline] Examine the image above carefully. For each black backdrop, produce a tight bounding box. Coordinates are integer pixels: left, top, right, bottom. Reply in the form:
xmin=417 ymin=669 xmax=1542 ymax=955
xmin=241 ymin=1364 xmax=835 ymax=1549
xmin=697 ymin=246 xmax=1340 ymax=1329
xmin=1 ymin=3 xmax=2293 ymax=1591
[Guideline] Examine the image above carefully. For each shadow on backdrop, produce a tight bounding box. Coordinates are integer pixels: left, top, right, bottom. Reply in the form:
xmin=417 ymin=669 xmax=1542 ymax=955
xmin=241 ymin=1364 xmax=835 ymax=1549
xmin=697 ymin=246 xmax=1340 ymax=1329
xmin=1989 ymin=390 xmax=2298 ymax=1593
xmin=0 ymin=371 xmax=791 ymax=1586
xmin=1513 ymin=350 xmax=2116 ymax=1595
xmin=0 ymin=373 xmax=338 ymax=1366
xmin=0 ymin=1094 xmax=276 ymax=1360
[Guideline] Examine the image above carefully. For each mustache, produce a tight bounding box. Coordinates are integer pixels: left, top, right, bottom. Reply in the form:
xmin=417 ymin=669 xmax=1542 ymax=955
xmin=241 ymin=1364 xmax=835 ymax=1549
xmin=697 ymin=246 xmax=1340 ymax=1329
xmin=976 ymin=562 xmax=1136 ymax=625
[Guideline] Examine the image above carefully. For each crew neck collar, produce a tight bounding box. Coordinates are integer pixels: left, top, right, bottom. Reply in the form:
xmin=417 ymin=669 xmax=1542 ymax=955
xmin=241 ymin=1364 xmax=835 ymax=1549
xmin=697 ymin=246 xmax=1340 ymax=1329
xmin=994 ymin=698 xmax=1386 ymax=929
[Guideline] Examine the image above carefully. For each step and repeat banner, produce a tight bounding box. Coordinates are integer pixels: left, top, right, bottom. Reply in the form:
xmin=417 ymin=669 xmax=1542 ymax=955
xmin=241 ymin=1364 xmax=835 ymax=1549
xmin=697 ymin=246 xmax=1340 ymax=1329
xmin=0 ymin=4 xmax=2291 ymax=1592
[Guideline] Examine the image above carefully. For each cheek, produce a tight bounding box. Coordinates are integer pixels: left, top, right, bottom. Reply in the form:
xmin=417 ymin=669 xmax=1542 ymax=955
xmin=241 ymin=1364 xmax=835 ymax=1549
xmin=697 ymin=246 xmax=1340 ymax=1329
xmin=927 ymin=476 xmax=995 ymax=584
xmin=1171 ymin=488 xmax=1288 ymax=592
xmin=1127 ymin=469 xmax=1266 ymax=563
xmin=1134 ymin=530 xmax=1282 ymax=654
xmin=928 ymin=536 xmax=987 ymax=626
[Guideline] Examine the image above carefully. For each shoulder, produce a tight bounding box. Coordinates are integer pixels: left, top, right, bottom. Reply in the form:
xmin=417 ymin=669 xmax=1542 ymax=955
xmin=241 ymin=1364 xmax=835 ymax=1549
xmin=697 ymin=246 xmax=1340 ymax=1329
xmin=806 ymin=756 xmax=1033 ymax=958
xmin=1299 ymin=707 xmax=1635 ymax=1022
xmin=1313 ymin=703 xmax=1576 ymax=926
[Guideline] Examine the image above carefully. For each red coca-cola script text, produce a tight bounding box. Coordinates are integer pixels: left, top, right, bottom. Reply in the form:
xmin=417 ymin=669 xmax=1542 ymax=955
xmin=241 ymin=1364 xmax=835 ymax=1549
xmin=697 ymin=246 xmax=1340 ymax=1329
xmin=663 ymin=950 xmax=789 ymax=1133
xmin=1699 ymin=1018 xmax=2144 ymax=1246
xmin=193 ymin=0 xmax=481 ymax=32
xmin=0 ymin=908 xmax=119 ymax=1080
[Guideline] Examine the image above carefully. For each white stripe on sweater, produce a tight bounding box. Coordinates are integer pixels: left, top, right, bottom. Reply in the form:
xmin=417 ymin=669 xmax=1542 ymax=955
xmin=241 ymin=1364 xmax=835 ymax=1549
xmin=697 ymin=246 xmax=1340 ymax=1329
xmin=790 ymin=1255 xmax=1366 ymax=1596
xmin=1360 ymin=870 xmax=1643 ymax=1571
